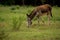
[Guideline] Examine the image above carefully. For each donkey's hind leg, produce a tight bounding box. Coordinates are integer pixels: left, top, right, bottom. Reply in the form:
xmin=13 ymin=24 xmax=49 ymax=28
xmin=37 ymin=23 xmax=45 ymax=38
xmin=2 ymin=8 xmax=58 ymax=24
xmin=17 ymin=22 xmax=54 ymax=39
xmin=37 ymin=15 xmax=40 ymax=24
xmin=47 ymin=11 xmax=51 ymax=25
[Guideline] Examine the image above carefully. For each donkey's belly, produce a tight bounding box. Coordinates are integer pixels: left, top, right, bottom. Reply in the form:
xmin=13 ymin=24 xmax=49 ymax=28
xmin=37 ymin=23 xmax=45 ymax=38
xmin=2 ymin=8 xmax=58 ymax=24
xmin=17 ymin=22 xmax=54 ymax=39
xmin=41 ymin=10 xmax=48 ymax=13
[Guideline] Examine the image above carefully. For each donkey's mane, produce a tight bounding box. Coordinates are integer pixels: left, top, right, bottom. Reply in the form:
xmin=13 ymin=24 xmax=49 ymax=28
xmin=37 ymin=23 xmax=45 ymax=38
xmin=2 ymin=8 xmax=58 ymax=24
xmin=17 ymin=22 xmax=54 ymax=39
xmin=29 ymin=9 xmax=37 ymax=20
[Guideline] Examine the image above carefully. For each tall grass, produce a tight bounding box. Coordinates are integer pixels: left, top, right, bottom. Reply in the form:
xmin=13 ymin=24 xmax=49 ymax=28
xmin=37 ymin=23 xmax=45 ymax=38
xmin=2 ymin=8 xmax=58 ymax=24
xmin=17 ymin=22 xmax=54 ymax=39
xmin=12 ymin=16 xmax=22 ymax=31
xmin=0 ymin=22 xmax=9 ymax=40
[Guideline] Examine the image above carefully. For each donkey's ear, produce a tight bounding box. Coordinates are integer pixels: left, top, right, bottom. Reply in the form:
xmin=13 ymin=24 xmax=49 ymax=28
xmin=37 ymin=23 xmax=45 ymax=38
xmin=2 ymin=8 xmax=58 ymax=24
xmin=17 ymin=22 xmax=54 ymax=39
xmin=26 ymin=14 xmax=29 ymax=16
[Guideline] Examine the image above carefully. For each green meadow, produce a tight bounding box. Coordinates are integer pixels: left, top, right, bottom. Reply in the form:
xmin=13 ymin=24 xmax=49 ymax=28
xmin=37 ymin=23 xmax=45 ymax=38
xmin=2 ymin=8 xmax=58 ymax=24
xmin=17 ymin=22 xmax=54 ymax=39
xmin=0 ymin=5 xmax=60 ymax=40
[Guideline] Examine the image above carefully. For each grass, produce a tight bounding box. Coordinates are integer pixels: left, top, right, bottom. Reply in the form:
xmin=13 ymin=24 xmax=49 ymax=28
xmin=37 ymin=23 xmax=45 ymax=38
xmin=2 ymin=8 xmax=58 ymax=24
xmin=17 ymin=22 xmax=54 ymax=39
xmin=0 ymin=5 xmax=60 ymax=40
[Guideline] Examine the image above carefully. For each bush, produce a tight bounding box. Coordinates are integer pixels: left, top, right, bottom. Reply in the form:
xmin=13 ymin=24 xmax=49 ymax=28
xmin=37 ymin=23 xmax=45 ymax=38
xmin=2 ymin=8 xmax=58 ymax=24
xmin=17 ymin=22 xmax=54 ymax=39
xmin=12 ymin=16 xmax=22 ymax=31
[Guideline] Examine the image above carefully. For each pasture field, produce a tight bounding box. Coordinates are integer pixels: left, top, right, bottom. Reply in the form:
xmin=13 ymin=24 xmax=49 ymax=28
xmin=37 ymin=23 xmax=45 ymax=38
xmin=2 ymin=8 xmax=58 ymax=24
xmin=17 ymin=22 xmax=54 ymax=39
xmin=0 ymin=5 xmax=60 ymax=40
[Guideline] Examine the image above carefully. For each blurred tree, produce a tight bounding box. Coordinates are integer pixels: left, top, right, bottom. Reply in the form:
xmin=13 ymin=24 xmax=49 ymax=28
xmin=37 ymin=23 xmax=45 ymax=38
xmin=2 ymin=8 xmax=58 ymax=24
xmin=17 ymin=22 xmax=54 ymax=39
xmin=22 ymin=0 xmax=25 ymax=5
xmin=41 ymin=0 xmax=46 ymax=4
xmin=0 ymin=0 xmax=60 ymax=6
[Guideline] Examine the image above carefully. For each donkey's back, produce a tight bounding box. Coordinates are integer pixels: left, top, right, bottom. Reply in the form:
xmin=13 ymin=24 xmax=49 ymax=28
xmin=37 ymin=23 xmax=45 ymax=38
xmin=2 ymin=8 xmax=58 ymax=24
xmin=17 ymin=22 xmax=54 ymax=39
xmin=35 ymin=4 xmax=52 ymax=16
xmin=36 ymin=4 xmax=52 ymax=10
xmin=36 ymin=4 xmax=52 ymax=12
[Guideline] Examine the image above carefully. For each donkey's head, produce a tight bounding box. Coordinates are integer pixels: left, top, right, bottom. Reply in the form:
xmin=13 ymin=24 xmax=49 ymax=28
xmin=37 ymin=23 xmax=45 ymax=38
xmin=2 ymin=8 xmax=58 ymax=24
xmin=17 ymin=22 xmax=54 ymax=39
xmin=26 ymin=14 xmax=32 ymax=27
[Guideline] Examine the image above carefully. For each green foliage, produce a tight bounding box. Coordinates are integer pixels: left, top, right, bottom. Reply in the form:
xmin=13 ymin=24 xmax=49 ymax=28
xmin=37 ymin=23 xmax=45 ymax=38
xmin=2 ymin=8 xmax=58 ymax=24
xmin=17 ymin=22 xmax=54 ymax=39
xmin=0 ymin=17 xmax=5 ymax=22
xmin=0 ymin=0 xmax=60 ymax=6
xmin=11 ymin=7 xmax=16 ymax=10
xmin=0 ymin=25 xmax=9 ymax=40
xmin=41 ymin=0 xmax=46 ymax=4
xmin=11 ymin=5 xmax=20 ymax=10
xmin=12 ymin=16 xmax=22 ymax=31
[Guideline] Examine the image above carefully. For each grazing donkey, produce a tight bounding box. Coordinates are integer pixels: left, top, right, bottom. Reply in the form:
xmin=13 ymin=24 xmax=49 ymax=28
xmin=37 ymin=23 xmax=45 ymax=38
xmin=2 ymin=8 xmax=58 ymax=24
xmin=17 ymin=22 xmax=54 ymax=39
xmin=26 ymin=4 xmax=53 ymax=27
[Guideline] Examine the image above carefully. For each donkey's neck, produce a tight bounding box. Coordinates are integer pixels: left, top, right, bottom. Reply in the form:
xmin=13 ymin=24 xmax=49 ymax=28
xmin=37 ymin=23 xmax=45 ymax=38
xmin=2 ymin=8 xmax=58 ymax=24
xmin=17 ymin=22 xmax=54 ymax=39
xmin=29 ymin=9 xmax=37 ymax=20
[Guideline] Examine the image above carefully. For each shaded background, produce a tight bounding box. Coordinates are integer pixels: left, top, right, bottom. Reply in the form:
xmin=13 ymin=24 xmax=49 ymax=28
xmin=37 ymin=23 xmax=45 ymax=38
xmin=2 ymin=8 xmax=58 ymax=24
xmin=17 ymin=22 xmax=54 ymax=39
xmin=0 ymin=0 xmax=60 ymax=6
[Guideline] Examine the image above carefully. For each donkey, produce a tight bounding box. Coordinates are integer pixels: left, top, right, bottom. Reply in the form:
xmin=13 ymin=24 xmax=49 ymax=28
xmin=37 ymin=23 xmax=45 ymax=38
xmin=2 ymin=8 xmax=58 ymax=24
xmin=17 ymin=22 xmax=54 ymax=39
xmin=26 ymin=4 xmax=53 ymax=27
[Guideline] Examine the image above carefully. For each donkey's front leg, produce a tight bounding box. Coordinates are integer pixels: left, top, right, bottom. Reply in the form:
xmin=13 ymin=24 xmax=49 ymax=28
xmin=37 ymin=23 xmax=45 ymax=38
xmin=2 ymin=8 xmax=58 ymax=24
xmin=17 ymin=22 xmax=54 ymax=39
xmin=37 ymin=16 xmax=40 ymax=24
xmin=36 ymin=12 xmax=40 ymax=24
xmin=28 ymin=20 xmax=32 ymax=28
